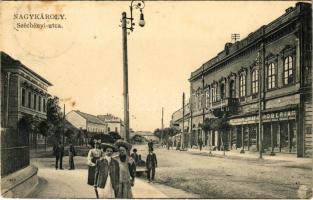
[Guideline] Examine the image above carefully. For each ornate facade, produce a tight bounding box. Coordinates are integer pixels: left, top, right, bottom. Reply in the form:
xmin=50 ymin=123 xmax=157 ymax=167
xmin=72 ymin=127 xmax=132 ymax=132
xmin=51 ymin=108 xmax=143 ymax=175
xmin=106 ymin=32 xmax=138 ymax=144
xmin=172 ymin=2 xmax=312 ymax=157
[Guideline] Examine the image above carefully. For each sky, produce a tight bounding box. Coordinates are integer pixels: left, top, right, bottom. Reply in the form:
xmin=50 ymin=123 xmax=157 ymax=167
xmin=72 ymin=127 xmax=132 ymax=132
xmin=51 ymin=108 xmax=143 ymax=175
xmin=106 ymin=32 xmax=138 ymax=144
xmin=1 ymin=1 xmax=303 ymax=132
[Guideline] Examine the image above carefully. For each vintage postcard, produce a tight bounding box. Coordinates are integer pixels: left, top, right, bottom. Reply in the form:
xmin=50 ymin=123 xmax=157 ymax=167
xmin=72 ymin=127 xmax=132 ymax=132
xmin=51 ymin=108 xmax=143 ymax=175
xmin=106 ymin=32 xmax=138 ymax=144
xmin=1 ymin=0 xmax=312 ymax=199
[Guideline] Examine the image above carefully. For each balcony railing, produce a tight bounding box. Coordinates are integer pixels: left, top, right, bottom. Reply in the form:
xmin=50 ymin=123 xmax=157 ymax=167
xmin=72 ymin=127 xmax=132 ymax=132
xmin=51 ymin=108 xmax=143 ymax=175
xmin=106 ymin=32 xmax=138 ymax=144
xmin=210 ymin=97 xmax=239 ymax=113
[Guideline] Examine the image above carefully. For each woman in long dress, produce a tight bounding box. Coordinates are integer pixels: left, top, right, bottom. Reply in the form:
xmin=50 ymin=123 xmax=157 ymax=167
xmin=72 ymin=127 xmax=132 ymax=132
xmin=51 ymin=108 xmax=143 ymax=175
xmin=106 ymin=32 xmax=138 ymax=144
xmin=87 ymin=140 xmax=103 ymax=186
xmin=94 ymin=143 xmax=120 ymax=198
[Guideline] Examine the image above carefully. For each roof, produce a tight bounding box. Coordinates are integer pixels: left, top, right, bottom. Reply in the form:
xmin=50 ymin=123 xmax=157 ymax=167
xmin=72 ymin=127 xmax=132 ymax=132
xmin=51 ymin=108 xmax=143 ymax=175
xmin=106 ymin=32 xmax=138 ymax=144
xmin=1 ymin=51 xmax=53 ymax=86
xmin=189 ymin=2 xmax=311 ymax=81
xmin=75 ymin=110 xmax=106 ymax=125
xmin=97 ymin=114 xmax=121 ymax=123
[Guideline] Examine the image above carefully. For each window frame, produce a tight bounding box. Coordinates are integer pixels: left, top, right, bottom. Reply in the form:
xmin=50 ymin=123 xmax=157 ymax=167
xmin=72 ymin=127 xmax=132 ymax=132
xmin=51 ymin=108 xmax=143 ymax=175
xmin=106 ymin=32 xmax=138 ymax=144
xmin=251 ymin=69 xmax=259 ymax=95
xmin=283 ymin=56 xmax=294 ymax=85
xmin=239 ymin=74 xmax=246 ymax=98
xmin=267 ymin=62 xmax=277 ymax=90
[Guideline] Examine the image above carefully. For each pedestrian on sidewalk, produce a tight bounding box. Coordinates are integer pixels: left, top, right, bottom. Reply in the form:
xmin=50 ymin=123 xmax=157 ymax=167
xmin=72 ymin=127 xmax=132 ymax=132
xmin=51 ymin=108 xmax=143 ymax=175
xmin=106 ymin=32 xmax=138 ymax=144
xmin=114 ymin=139 xmax=136 ymax=198
xmin=198 ymin=138 xmax=203 ymax=151
xmin=87 ymin=140 xmax=103 ymax=186
xmin=94 ymin=143 xmax=119 ymax=198
xmin=148 ymin=139 xmax=154 ymax=151
xmin=53 ymin=141 xmax=64 ymax=170
xmin=68 ymin=141 xmax=76 ymax=170
xmin=146 ymin=148 xmax=157 ymax=183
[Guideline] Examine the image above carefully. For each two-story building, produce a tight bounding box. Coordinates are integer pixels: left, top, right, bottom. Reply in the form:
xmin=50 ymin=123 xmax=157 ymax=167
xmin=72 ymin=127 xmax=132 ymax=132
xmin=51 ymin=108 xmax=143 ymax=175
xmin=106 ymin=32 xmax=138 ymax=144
xmin=1 ymin=51 xmax=52 ymax=177
xmin=182 ymin=3 xmax=312 ymax=157
xmin=66 ymin=110 xmax=107 ymax=133
xmin=188 ymin=2 xmax=311 ymax=157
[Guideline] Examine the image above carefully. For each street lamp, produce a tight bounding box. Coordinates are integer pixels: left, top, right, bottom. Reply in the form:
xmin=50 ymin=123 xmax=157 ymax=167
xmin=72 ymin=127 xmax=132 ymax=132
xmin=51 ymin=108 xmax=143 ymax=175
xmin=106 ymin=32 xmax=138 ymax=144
xmin=121 ymin=0 xmax=146 ymax=142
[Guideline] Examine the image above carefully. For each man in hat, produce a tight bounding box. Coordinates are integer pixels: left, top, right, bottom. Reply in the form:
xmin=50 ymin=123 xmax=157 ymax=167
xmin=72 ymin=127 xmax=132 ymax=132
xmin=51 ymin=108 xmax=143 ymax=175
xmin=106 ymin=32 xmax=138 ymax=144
xmin=87 ymin=139 xmax=103 ymax=186
xmin=146 ymin=148 xmax=157 ymax=183
xmin=94 ymin=143 xmax=119 ymax=198
xmin=114 ymin=139 xmax=136 ymax=198
xmin=53 ymin=141 xmax=64 ymax=170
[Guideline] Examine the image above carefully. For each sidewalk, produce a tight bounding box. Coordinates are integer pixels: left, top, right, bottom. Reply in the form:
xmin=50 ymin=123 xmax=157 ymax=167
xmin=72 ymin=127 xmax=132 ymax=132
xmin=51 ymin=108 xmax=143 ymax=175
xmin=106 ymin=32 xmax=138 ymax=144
xmin=185 ymin=147 xmax=312 ymax=163
xmin=29 ymin=159 xmax=168 ymax=198
xmin=169 ymin=145 xmax=311 ymax=163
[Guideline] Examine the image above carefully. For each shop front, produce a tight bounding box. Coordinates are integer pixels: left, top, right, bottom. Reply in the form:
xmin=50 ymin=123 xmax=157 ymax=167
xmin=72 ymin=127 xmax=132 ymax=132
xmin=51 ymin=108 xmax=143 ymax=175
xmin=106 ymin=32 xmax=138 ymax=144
xmin=229 ymin=109 xmax=298 ymax=154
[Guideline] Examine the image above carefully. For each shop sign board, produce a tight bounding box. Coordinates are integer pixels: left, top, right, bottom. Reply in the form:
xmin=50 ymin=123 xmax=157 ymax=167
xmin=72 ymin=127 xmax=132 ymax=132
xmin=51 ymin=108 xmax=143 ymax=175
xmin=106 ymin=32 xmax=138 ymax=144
xmin=229 ymin=110 xmax=296 ymax=125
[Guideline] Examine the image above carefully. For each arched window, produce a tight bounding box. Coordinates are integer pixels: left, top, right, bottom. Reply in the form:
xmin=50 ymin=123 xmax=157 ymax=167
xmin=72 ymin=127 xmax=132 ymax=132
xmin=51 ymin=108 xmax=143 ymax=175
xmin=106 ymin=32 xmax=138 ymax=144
xmin=205 ymin=90 xmax=210 ymax=108
xmin=284 ymin=56 xmax=294 ymax=85
xmin=220 ymin=83 xmax=225 ymax=100
xmin=239 ymin=74 xmax=246 ymax=97
xmin=267 ymin=63 xmax=276 ymax=89
xmin=229 ymin=80 xmax=235 ymax=98
xmin=252 ymin=69 xmax=259 ymax=94
xmin=211 ymin=84 xmax=217 ymax=102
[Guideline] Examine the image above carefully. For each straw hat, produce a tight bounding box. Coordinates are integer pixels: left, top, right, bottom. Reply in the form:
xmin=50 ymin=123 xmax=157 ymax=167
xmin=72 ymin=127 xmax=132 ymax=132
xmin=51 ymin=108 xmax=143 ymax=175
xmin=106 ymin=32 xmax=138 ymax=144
xmin=114 ymin=139 xmax=132 ymax=151
xmin=101 ymin=143 xmax=118 ymax=152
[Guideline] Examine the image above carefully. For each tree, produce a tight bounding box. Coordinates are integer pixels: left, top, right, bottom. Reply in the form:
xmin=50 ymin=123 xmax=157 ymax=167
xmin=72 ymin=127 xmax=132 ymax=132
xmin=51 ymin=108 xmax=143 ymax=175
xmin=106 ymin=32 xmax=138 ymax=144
xmin=38 ymin=120 xmax=50 ymax=151
xmin=210 ymin=115 xmax=230 ymax=156
xmin=108 ymin=131 xmax=122 ymax=143
xmin=202 ymin=118 xmax=213 ymax=155
xmin=46 ymin=97 xmax=63 ymax=145
xmin=18 ymin=115 xmax=35 ymax=147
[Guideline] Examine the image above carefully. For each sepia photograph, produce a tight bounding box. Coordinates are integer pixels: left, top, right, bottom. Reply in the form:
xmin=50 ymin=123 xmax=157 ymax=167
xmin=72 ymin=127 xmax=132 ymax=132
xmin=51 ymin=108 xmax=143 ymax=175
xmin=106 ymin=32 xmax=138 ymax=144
xmin=0 ymin=0 xmax=312 ymax=199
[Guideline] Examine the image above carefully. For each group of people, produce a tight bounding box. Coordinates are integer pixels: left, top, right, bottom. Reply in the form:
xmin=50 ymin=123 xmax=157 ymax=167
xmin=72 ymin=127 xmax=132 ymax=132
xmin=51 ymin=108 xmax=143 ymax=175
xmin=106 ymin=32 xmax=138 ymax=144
xmin=87 ymin=139 xmax=136 ymax=198
xmin=53 ymin=141 xmax=76 ymax=170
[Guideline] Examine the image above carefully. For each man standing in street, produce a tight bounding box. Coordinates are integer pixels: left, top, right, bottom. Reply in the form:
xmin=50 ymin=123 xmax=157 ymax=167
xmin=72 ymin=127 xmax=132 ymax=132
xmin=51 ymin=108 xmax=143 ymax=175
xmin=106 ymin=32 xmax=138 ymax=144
xmin=53 ymin=141 xmax=64 ymax=170
xmin=148 ymin=139 xmax=154 ymax=151
xmin=130 ymin=148 xmax=139 ymax=165
xmin=68 ymin=141 xmax=76 ymax=170
xmin=146 ymin=148 xmax=157 ymax=183
xmin=198 ymin=138 xmax=203 ymax=151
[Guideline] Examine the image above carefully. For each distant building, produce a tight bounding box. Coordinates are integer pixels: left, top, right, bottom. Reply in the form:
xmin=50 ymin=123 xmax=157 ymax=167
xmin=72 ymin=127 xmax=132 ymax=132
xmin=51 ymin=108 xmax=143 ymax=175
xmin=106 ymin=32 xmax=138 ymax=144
xmin=66 ymin=110 xmax=107 ymax=133
xmin=1 ymin=51 xmax=52 ymax=177
xmin=131 ymin=131 xmax=159 ymax=142
xmin=97 ymin=114 xmax=125 ymax=138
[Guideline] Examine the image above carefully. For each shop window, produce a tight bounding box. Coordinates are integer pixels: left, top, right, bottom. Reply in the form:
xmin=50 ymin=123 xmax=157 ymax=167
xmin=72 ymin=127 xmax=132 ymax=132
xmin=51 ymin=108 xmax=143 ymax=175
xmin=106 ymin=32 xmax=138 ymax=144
xmin=267 ymin=63 xmax=277 ymax=89
xmin=283 ymin=56 xmax=294 ymax=85
xmin=251 ymin=69 xmax=259 ymax=95
xmin=229 ymin=80 xmax=235 ymax=98
xmin=21 ymin=88 xmax=26 ymax=107
xmin=239 ymin=74 xmax=246 ymax=98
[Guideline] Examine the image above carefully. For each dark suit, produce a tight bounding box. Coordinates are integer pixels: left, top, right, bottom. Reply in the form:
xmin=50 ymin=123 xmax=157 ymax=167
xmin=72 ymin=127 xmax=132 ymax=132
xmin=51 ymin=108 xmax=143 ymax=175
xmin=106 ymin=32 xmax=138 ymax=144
xmin=94 ymin=157 xmax=120 ymax=196
xmin=146 ymin=153 xmax=157 ymax=181
xmin=53 ymin=144 xmax=64 ymax=169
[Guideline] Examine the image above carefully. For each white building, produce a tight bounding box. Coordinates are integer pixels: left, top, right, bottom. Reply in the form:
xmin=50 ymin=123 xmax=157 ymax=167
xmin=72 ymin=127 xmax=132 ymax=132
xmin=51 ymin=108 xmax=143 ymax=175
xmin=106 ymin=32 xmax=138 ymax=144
xmin=66 ymin=110 xmax=107 ymax=133
xmin=97 ymin=114 xmax=125 ymax=137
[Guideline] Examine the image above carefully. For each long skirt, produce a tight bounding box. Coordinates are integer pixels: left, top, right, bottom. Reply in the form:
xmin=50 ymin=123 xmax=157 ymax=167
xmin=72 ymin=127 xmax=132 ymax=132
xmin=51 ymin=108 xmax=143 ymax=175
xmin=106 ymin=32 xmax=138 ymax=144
xmin=69 ymin=155 xmax=75 ymax=169
xmin=98 ymin=175 xmax=115 ymax=198
xmin=117 ymin=181 xmax=133 ymax=198
xmin=87 ymin=166 xmax=96 ymax=185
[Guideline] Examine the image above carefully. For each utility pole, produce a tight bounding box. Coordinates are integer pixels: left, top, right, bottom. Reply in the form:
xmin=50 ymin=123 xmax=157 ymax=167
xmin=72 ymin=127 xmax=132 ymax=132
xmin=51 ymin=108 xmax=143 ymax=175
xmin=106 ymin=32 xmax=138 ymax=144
xmin=120 ymin=1 xmax=146 ymax=142
xmin=257 ymin=44 xmax=265 ymax=159
xmin=161 ymin=107 xmax=164 ymax=144
xmin=181 ymin=93 xmax=185 ymax=150
xmin=63 ymin=104 xmax=65 ymax=146
xmin=122 ymin=12 xmax=130 ymax=142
